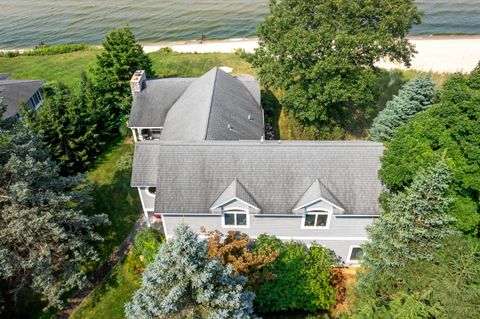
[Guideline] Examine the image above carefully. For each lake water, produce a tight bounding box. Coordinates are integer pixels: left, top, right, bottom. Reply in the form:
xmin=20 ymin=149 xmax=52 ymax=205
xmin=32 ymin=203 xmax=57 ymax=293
xmin=1 ymin=0 xmax=480 ymax=48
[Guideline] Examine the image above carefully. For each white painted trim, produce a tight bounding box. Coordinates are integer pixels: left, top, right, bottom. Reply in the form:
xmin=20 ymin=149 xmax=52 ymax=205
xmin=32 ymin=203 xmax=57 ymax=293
xmin=211 ymin=197 xmax=259 ymax=211
xmin=161 ymin=213 xmax=168 ymax=238
xmin=301 ymin=209 xmax=332 ymax=230
xmin=346 ymin=245 xmax=363 ymax=265
xmin=221 ymin=208 xmax=250 ymax=229
xmin=294 ymin=197 xmax=345 ymax=212
xmin=129 ymin=126 xmax=164 ymax=129
xmin=137 ymin=188 xmax=151 ymax=227
xmin=131 ymin=129 xmax=138 ymax=142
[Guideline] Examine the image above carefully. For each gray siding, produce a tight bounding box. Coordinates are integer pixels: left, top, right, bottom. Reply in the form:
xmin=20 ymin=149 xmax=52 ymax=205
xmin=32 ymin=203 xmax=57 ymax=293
xmin=162 ymin=214 xmax=375 ymax=264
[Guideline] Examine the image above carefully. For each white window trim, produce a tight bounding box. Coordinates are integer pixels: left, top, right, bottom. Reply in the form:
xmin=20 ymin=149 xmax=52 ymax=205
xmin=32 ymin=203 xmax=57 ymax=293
xmin=301 ymin=209 xmax=332 ymax=230
xmin=221 ymin=208 xmax=250 ymax=229
xmin=346 ymin=245 xmax=363 ymax=265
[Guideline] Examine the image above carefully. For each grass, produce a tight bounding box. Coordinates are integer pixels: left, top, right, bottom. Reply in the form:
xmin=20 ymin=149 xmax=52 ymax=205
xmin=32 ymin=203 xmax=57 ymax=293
xmin=0 ymin=48 xmax=98 ymax=87
xmin=70 ymin=258 xmax=140 ymax=319
xmin=86 ymin=138 xmax=141 ymax=260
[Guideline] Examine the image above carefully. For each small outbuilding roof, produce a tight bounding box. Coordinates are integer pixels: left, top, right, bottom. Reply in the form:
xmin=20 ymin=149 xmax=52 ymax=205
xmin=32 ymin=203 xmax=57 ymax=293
xmin=0 ymin=79 xmax=44 ymax=119
xmin=131 ymin=140 xmax=384 ymax=216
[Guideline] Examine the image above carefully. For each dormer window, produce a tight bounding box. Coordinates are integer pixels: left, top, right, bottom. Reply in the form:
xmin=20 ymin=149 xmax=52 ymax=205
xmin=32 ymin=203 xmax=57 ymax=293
xmin=222 ymin=209 xmax=249 ymax=228
xmin=302 ymin=210 xmax=331 ymax=229
xmin=147 ymin=187 xmax=156 ymax=196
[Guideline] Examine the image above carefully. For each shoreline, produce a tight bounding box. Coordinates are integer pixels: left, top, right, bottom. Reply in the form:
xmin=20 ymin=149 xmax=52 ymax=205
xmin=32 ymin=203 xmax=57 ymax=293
xmin=2 ymin=35 xmax=480 ymax=73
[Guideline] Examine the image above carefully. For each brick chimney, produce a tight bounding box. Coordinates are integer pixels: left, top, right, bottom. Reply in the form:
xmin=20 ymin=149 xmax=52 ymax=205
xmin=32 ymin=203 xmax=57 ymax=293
xmin=130 ymin=70 xmax=146 ymax=95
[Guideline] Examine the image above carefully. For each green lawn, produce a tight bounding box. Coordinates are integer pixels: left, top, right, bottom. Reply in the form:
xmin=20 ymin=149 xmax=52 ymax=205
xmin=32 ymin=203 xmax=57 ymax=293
xmin=0 ymin=49 xmax=98 ymax=87
xmin=86 ymin=138 xmax=141 ymax=260
xmin=70 ymin=258 xmax=140 ymax=319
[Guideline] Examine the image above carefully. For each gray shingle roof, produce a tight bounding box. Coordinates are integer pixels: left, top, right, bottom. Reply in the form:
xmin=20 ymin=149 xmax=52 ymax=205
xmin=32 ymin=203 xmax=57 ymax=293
xmin=211 ymin=178 xmax=260 ymax=209
xmin=128 ymin=78 xmax=194 ymax=128
xmin=131 ymin=140 xmax=384 ymax=215
xmin=0 ymin=79 xmax=44 ymax=119
xmin=160 ymin=67 xmax=263 ymax=141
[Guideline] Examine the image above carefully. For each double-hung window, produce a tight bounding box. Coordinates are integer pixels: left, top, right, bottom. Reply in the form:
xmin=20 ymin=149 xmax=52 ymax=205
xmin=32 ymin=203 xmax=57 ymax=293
xmin=302 ymin=210 xmax=330 ymax=229
xmin=348 ymin=246 xmax=364 ymax=264
xmin=223 ymin=210 xmax=248 ymax=228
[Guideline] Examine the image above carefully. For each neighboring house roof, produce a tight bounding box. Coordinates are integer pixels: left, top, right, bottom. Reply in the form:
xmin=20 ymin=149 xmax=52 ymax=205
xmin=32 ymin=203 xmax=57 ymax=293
xmin=0 ymin=79 xmax=44 ymax=119
xmin=131 ymin=140 xmax=384 ymax=215
xmin=128 ymin=78 xmax=194 ymax=128
xmin=211 ymin=178 xmax=260 ymax=210
xmin=0 ymin=74 xmax=11 ymax=80
xmin=161 ymin=67 xmax=263 ymax=141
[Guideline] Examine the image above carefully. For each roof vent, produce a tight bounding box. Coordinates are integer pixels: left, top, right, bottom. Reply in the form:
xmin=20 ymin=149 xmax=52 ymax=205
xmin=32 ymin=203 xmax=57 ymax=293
xmin=248 ymin=114 xmax=253 ymax=120
xmin=130 ymin=70 xmax=146 ymax=95
xmin=261 ymin=136 xmax=264 ymax=143
xmin=227 ymin=123 xmax=232 ymax=130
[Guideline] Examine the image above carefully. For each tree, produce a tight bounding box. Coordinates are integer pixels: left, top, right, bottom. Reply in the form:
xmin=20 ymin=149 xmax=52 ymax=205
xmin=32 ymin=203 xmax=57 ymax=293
xmin=350 ymin=235 xmax=480 ymax=319
xmin=248 ymin=0 xmax=421 ymax=136
xmin=93 ymin=26 xmax=154 ymax=119
xmin=124 ymin=225 xmax=255 ymax=319
xmin=22 ymin=74 xmax=116 ymax=174
xmin=203 ymin=229 xmax=279 ymax=291
xmin=369 ymin=76 xmax=436 ymax=142
xmin=0 ymin=124 xmax=109 ymax=314
xmin=359 ymin=161 xmax=453 ymax=291
xmin=254 ymin=236 xmax=337 ymax=313
xmin=380 ymin=65 xmax=480 ymax=235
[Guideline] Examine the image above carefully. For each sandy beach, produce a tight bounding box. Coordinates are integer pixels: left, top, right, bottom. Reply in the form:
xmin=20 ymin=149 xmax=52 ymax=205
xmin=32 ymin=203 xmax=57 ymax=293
xmin=141 ymin=36 xmax=480 ymax=73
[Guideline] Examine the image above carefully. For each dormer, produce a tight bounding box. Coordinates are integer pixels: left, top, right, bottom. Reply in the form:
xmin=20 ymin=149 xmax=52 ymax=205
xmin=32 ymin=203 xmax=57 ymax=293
xmin=293 ymin=180 xmax=345 ymax=229
xmin=211 ymin=178 xmax=260 ymax=228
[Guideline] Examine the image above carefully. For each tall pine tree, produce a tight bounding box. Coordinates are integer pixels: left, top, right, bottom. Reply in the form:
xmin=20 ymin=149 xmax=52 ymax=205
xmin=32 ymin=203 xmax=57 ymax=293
xmin=125 ymin=225 xmax=255 ymax=319
xmin=93 ymin=26 xmax=154 ymax=119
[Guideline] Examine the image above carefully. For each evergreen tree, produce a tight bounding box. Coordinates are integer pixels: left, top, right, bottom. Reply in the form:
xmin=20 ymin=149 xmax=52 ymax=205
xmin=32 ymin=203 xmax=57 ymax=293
xmin=248 ymin=0 xmax=421 ymax=136
xmin=22 ymin=74 xmax=116 ymax=174
xmin=360 ymin=161 xmax=453 ymax=283
xmin=93 ymin=26 xmax=154 ymax=119
xmin=369 ymin=76 xmax=436 ymax=142
xmin=0 ymin=124 xmax=109 ymax=314
xmin=124 ymin=225 xmax=255 ymax=319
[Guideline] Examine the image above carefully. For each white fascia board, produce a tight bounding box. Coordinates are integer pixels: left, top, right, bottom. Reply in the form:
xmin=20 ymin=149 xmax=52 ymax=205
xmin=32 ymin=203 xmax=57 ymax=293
xmin=293 ymin=197 xmax=345 ymax=212
xmin=210 ymin=196 xmax=259 ymax=211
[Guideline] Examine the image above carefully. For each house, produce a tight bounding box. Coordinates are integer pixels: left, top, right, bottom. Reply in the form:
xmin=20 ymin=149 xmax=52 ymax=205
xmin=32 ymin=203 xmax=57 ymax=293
xmin=0 ymin=74 xmax=45 ymax=119
xmin=129 ymin=68 xmax=383 ymax=266
xmin=128 ymin=67 xmax=263 ymax=141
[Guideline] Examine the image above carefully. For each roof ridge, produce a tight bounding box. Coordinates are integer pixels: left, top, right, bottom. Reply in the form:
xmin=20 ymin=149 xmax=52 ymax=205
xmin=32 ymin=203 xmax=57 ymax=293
xmin=203 ymin=67 xmax=219 ymax=140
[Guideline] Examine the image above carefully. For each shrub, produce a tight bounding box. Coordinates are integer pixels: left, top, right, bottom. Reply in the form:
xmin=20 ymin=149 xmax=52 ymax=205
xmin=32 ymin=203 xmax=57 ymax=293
xmin=255 ymin=237 xmax=337 ymax=313
xmin=126 ymin=228 xmax=164 ymax=276
xmin=23 ymin=43 xmax=89 ymax=56
xmin=157 ymin=46 xmax=173 ymax=54
xmin=203 ymin=229 xmax=279 ymax=291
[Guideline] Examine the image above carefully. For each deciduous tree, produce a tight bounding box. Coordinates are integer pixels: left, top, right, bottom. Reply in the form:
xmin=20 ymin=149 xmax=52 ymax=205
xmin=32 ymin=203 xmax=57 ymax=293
xmin=249 ymin=0 xmax=421 ymax=136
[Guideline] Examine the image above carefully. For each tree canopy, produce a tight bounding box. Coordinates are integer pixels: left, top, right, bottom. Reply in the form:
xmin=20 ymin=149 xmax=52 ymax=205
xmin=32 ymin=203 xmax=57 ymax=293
xmin=369 ymin=76 xmax=436 ymax=142
xmin=0 ymin=123 xmax=108 ymax=314
xmin=93 ymin=26 xmax=154 ymax=119
xmin=380 ymin=65 xmax=480 ymax=235
xmin=249 ymin=0 xmax=421 ymax=137
xmin=125 ymin=225 xmax=255 ymax=319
